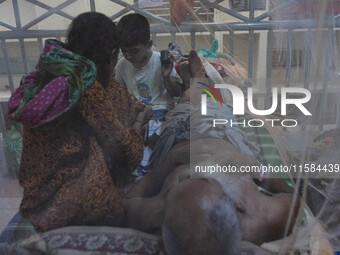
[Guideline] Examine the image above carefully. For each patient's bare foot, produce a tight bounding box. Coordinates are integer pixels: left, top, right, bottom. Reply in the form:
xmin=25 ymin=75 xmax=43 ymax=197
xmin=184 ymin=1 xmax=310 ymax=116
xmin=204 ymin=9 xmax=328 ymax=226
xmin=188 ymin=50 xmax=205 ymax=78
xmin=181 ymin=50 xmax=206 ymax=105
xmin=179 ymin=61 xmax=190 ymax=91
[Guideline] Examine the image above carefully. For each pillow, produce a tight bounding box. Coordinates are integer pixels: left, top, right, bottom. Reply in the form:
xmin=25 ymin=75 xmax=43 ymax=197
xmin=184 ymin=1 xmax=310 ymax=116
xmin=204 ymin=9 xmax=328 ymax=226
xmin=0 ymin=226 xmax=162 ymax=255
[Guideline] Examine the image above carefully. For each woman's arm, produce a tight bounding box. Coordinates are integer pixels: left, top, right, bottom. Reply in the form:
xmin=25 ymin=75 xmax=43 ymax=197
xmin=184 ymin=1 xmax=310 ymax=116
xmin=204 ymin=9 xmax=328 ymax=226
xmin=79 ymin=80 xmax=144 ymax=173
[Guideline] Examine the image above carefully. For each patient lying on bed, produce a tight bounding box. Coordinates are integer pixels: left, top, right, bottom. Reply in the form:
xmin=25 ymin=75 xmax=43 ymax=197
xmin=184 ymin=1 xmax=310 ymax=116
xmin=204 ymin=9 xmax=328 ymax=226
xmin=123 ymin=51 xmax=300 ymax=255
xmin=125 ymin=139 xmax=299 ymax=255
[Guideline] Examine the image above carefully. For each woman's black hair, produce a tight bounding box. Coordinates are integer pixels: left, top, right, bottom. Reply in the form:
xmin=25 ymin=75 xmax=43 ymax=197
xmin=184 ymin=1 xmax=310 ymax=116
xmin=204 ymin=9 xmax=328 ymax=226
xmin=65 ymin=12 xmax=118 ymax=85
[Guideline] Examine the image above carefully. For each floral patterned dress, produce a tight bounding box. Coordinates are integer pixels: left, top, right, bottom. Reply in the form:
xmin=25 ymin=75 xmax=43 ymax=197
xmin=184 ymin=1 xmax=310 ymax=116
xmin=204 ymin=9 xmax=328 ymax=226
xmin=18 ymin=78 xmax=145 ymax=231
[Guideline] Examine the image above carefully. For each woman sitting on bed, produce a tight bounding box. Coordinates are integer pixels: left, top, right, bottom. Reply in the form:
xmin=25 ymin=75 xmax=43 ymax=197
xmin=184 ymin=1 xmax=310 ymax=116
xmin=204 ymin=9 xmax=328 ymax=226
xmin=7 ymin=12 xmax=152 ymax=232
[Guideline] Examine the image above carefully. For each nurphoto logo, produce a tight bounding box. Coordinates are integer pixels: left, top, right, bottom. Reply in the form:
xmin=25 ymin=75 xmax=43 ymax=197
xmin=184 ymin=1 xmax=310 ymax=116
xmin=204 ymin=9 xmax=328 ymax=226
xmin=200 ymin=84 xmax=312 ymax=128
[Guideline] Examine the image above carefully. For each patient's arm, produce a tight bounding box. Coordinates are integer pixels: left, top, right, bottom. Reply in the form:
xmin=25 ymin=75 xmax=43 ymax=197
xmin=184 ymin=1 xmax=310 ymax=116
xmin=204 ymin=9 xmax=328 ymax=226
xmin=124 ymin=141 xmax=191 ymax=199
xmin=123 ymin=196 xmax=165 ymax=232
xmin=254 ymin=177 xmax=295 ymax=194
xmin=238 ymin=178 xmax=299 ymax=244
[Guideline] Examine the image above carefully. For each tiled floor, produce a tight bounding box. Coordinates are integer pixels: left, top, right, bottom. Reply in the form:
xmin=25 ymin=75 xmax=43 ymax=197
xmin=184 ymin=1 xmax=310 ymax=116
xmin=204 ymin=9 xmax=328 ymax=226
xmin=0 ymin=144 xmax=23 ymax=234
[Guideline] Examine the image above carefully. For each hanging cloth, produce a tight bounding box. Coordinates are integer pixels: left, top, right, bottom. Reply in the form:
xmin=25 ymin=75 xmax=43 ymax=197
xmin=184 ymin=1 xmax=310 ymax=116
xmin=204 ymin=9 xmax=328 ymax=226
xmin=170 ymin=0 xmax=195 ymax=25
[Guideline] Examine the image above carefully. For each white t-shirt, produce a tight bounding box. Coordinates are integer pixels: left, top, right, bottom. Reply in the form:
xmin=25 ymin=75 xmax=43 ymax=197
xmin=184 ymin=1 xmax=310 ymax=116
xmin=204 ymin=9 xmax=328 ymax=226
xmin=115 ymin=51 xmax=181 ymax=111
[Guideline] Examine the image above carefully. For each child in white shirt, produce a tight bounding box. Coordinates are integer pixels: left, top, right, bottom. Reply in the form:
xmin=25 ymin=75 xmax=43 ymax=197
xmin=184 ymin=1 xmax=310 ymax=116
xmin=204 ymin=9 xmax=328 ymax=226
xmin=115 ymin=13 xmax=183 ymax=174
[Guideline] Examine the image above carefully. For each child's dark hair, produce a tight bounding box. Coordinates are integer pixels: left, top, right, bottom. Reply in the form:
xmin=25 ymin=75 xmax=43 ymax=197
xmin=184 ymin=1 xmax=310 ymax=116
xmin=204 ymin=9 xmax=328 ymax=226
xmin=117 ymin=13 xmax=150 ymax=47
xmin=65 ymin=12 xmax=118 ymax=85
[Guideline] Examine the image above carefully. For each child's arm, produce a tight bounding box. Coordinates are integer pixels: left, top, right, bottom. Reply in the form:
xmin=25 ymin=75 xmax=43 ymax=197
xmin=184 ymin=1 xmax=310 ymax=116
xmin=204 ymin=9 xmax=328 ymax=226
xmin=161 ymin=61 xmax=183 ymax=97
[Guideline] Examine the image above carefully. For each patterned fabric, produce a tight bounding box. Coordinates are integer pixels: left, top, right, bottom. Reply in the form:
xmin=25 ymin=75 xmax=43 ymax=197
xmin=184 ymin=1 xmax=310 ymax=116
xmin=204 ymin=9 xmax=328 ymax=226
xmin=17 ymin=78 xmax=145 ymax=232
xmin=8 ymin=39 xmax=96 ymax=129
xmin=0 ymin=225 xmax=162 ymax=255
